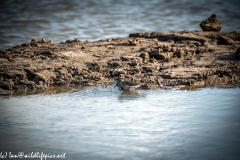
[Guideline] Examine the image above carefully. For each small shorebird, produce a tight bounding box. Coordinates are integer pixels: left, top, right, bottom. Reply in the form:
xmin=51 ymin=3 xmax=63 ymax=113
xmin=114 ymin=79 xmax=141 ymax=91
xmin=200 ymin=14 xmax=222 ymax=31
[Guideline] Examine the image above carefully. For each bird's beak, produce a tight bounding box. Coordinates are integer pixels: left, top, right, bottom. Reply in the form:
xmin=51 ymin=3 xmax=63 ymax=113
xmin=114 ymin=80 xmax=119 ymax=88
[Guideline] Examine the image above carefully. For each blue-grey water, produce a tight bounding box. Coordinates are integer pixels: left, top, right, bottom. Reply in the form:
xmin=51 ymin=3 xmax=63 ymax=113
xmin=1 ymin=0 xmax=240 ymax=159
xmin=0 ymin=0 xmax=240 ymax=50
xmin=0 ymin=87 xmax=240 ymax=160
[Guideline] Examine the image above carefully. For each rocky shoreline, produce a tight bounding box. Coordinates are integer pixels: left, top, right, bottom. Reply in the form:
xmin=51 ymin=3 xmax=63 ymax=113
xmin=0 ymin=31 xmax=240 ymax=94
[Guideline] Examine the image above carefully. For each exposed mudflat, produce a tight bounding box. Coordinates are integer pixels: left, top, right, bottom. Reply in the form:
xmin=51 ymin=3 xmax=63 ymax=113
xmin=0 ymin=31 xmax=240 ymax=94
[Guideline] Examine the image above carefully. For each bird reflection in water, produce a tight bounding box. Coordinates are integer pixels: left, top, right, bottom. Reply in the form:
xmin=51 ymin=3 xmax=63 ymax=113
xmin=118 ymin=90 xmax=141 ymax=99
xmin=114 ymin=74 xmax=141 ymax=91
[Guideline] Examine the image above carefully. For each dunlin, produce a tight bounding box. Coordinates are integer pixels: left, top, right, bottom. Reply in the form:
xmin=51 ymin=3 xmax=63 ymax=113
xmin=200 ymin=14 xmax=222 ymax=31
xmin=114 ymin=79 xmax=141 ymax=91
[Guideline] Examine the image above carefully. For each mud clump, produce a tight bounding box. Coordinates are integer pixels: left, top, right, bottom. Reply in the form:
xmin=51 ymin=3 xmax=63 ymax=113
xmin=1 ymin=31 xmax=240 ymax=94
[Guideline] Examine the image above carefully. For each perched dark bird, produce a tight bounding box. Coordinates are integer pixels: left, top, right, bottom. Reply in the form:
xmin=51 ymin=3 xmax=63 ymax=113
xmin=200 ymin=14 xmax=222 ymax=31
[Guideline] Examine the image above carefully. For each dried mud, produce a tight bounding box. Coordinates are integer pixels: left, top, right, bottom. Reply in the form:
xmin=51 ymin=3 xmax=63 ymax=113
xmin=0 ymin=31 xmax=240 ymax=94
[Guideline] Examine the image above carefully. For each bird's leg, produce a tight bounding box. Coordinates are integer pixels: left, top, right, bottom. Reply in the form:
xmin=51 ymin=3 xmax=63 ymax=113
xmin=114 ymin=80 xmax=120 ymax=88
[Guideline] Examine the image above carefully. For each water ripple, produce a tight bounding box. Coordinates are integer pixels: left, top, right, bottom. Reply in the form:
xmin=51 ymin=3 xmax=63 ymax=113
xmin=1 ymin=88 xmax=239 ymax=159
xmin=0 ymin=0 xmax=240 ymax=49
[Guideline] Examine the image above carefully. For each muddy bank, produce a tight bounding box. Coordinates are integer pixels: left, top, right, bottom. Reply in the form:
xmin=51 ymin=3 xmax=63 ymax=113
xmin=0 ymin=31 xmax=240 ymax=93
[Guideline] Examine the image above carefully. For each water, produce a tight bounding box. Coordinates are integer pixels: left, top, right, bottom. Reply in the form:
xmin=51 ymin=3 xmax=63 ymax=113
xmin=1 ymin=1 xmax=240 ymax=159
xmin=1 ymin=0 xmax=240 ymax=50
xmin=0 ymin=87 xmax=240 ymax=160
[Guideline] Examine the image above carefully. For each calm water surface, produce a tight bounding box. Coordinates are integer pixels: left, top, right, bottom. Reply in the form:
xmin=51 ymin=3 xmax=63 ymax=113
xmin=1 ymin=0 xmax=240 ymax=159
xmin=0 ymin=87 xmax=240 ymax=160
xmin=0 ymin=0 xmax=240 ymax=49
